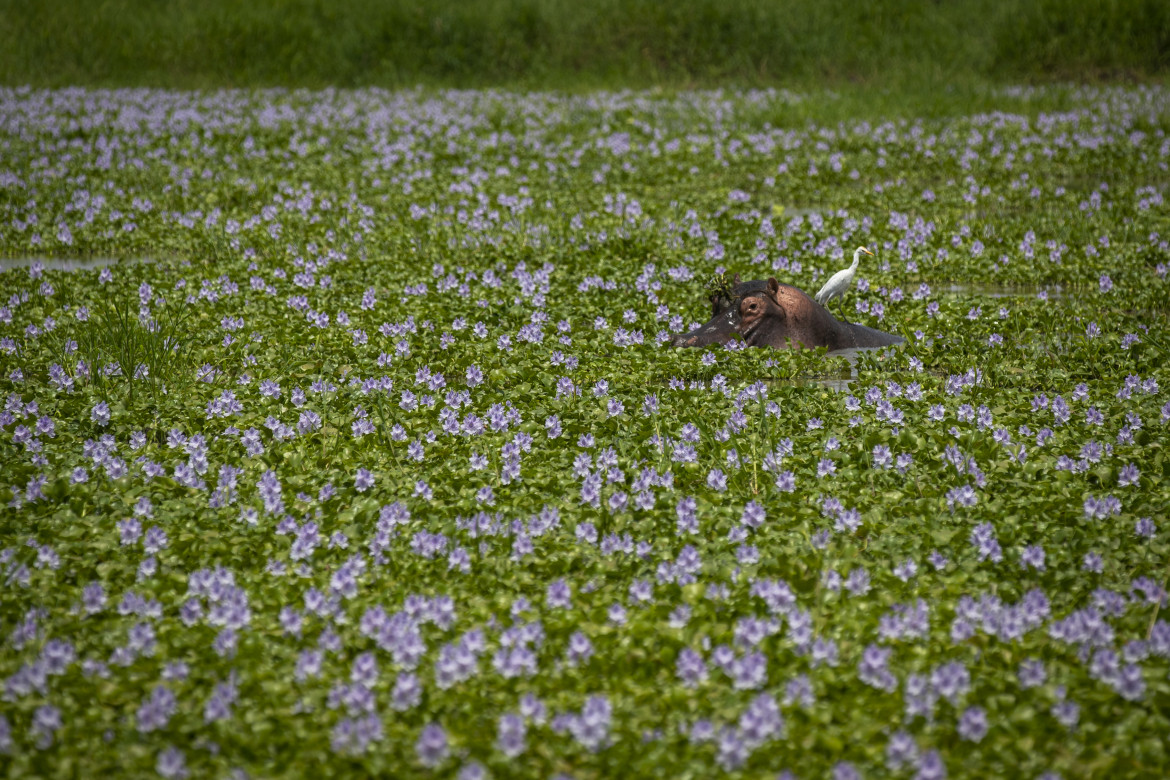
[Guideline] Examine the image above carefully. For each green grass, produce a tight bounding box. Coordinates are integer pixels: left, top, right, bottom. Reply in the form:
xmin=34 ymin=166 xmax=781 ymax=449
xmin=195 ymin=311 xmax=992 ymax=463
xmin=72 ymin=291 xmax=198 ymax=406
xmin=1 ymin=0 xmax=1167 ymax=89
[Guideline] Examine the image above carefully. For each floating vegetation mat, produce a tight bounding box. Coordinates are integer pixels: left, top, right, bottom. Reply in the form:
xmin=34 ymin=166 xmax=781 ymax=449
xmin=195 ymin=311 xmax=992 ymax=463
xmin=0 ymin=86 xmax=1169 ymax=778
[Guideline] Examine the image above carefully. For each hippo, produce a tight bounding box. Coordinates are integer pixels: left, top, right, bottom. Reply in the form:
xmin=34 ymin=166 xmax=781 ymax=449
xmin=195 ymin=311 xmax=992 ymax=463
xmin=675 ymin=276 xmax=904 ymax=351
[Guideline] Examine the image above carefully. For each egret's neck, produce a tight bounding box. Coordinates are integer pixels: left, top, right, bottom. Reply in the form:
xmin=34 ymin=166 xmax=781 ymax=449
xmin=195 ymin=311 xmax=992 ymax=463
xmin=850 ymin=252 xmax=861 ymax=271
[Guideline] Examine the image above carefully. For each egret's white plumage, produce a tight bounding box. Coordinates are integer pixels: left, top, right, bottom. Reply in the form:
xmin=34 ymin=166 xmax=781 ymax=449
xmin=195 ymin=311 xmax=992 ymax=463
xmin=815 ymin=246 xmax=873 ymax=319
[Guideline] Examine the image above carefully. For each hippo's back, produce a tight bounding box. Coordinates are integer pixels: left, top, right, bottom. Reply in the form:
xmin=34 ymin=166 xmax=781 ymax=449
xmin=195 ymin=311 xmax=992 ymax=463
xmin=841 ymin=322 xmax=905 ymax=348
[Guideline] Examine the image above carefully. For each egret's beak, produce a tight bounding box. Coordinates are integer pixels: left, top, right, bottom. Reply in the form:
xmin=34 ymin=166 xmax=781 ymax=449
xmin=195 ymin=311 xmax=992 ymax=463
xmin=863 ymin=248 xmax=874 ymax=256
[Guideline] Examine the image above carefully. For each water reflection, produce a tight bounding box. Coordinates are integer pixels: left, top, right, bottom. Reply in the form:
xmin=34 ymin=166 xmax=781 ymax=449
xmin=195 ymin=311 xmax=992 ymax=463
xmin=767 ymin=375 xmax=853 ymax=392
xmin=763 ymin=344 xmax=908 ymax=392
xmin=940 ymin=282 xmax=1064 ymax=299
xmin=0 ymin=257 xmax=153 ymax=273
xmin=763 ymin=346 xmax=879 ymax=392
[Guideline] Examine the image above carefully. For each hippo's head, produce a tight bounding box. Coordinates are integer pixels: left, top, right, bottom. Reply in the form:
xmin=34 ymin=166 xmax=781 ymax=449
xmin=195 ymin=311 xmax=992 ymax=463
xmin=708 ymin=273 xmax=771 ymax=319
xmin=672 ymin=278 xmax=790 ymax=349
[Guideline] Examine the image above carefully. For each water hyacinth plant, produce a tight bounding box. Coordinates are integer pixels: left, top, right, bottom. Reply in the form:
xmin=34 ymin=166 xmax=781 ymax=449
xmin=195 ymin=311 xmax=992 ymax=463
xmin=0 ymin=85 xmax=1168 ymax=778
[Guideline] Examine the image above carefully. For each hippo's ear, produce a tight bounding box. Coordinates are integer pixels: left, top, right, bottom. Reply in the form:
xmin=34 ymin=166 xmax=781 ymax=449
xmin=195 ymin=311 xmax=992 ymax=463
xmin=766 ymin=278 xmax=787 ymax=321
xmin=733 ymin=272 xmax=742 ymax=285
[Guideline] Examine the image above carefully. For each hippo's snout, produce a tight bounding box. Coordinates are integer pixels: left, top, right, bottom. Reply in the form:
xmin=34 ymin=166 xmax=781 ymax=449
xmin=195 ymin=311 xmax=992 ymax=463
xmin=670 ymin=312 xmax=741 ymax=348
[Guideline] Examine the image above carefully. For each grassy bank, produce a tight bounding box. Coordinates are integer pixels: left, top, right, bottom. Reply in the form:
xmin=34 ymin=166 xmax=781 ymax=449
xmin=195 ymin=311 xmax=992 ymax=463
xmin=2 ymin=0 xmax=1168 ymax=89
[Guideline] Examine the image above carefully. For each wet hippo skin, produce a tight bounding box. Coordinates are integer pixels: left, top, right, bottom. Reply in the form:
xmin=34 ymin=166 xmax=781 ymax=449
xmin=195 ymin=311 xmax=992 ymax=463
xmin=673 ymin=277 xmax=904 ymax=351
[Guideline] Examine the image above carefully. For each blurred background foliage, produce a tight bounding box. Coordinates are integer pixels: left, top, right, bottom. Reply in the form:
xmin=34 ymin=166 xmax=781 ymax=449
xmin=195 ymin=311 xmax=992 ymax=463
xmin=1 ymin=0 xmax=1167 ymax=90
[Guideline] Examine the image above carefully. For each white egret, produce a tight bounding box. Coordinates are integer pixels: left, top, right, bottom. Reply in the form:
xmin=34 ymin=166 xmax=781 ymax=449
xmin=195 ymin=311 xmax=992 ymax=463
xmin=815 ymin=246 xmax=873 ymax=321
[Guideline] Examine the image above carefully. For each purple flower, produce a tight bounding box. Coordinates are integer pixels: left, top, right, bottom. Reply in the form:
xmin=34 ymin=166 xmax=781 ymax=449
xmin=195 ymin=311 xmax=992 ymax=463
xmin=519 ymin=693 xmax=547 ymax=725
xmin=118 ymin=517 xmax=142 ymax=546
xmin=565 ymin=632 xmax=594 ymax=666
xmin=456 ymin=760 xmax=487 ymax=780
xmin=392 ymin=672 xmax=422 ymax=711
xmin=714 ymin=726 xmax=748 ymax=770
xmin=879 ymin=599 xmax=929 ymax=641
xmin=845 ymin=568 xmax=871 ymax=596
xmin=568 ymin=695 xmax=612 ymax=752
xmin=82 ymin=581 xmax=106 ymax=614
xmin=738 ymin=693 xmax=783 ymax=746
xmin=957 ymin=706 xmax=988 ymax=742
xmin=730 ymin=650 xmax=768 ymax=690
xmin=1018 ymin=659 xmax=1047 ymax=689
xmin=546 ymin=579 xmax=572 ymax=609
xmin=641 ymin=393 xmax=659 ymax=415
xmin=143 ymin=526 xmax=168 ymax=554
xmin=579 ymin=474 xmax=602 ymax=508
xmin=931 ymin=661 xmax=970 ymax=704
xmin=1118 ymin=463 xmax=1140 ymax=487
xmin=785 ymin=674 xmax=816 ymax=707
xmin=351 ymin=652 xmax=379 ymax=688
xmin=1114 ymin=664 xmax=1146 ymax=701
xmin=741 ymin=501 xmax=765 ymax=528
xmin=544 ymin=414 xmax=562 ymax=438
xmin=886 ymin=730 xmax=918 ymax=771
xmin=946 ymin=484 xmax=978 ymax=510
xmin=1084 ymin=494 xmax=1122 ymax=520
xmin=497 ymin=712 xmax=527 ymax=758
xmin=676 ymin=496 xmax=698 ymax=535
xmin=156 ymin=746 xmax=188 ymax=779
xmin=676 ymin=648 xmax=708 ymax=687
xmin=1020 ymin=545 xmax=1046 ymax=571
xmin=415 ymin=723 xmax=449 ymax=768
xmin=970 ymin=522 xmax=1002 ymax=562
xmin=1051 ymin=699 xmax=1079 ymax=729
xmin=136 ymin=685 xmax=177 ymax=733
xmin=916 ymin=750 xmax=946 ymax=780
xmin=204 ymin=675 xmax=239 ymax=724
xmin=332 ymin=712 xmax=383 ymax=756
xmin=1052 ymin=396 xmax=1070 ymax=425
xmin=30 ymin=705 xmax=61 ymax=749
xmin=858 ymin=644 xmax=897 ymax=692
xmin=833 ymin=761 xmax=862 ymax=780
xmin=91 ymin=401 xmax=110 ymax=427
